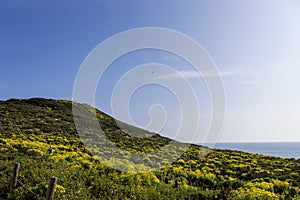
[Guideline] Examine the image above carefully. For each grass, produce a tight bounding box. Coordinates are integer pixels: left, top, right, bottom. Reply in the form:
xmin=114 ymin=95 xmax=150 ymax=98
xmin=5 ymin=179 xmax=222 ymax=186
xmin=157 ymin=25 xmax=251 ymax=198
xmin=0 ymin=98 xmax=300 ymax=199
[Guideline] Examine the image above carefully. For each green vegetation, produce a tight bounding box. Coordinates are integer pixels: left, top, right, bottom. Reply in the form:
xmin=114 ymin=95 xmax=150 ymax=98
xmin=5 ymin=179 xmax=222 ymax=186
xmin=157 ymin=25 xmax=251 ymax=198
xmin=0 ymin=98 xmax=300 ymax=199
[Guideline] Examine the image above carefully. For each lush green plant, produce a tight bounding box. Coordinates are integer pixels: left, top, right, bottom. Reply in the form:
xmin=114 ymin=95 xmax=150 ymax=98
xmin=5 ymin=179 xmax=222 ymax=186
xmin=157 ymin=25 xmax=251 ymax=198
xmin=0 ymin=98 xmax=300 ymax=199
xmin=230 ymin=187 xmax=279 ymax=200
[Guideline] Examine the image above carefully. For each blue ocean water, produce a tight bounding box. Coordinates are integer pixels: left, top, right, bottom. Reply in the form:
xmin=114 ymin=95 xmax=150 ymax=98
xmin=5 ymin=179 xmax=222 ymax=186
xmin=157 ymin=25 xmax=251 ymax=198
xmin=212 ymin=142 xmax=300 ymax=159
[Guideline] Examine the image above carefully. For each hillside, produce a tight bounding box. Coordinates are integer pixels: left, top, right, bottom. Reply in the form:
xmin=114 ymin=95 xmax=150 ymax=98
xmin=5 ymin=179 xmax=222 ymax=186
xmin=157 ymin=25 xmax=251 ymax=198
xmin=0 ymin=98 xmax=300 ymax=199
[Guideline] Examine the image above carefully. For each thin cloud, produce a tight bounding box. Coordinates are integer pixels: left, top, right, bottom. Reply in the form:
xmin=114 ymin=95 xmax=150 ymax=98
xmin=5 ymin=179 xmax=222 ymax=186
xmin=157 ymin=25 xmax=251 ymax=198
xmin=151 ymin=62 xmax=300 ymax=83
xmin=236 ymin=79 xmax=267 ymax=85
xmin=153 ymin=70 xmax=234 ymax=81
xmin=162 ymin=55 xmax=182 ymax=62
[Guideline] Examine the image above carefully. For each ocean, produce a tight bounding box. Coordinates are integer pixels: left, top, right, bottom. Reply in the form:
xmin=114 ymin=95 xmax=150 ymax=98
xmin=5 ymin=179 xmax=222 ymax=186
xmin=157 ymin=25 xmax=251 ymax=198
xmin=212 ymin=142 xmax=300 ymax=159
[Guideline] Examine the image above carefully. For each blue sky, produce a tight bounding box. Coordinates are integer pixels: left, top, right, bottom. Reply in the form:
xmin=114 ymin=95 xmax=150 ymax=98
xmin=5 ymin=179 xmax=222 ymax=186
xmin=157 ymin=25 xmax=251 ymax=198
xmin=1 ymin=0 xmax=300 ymax=142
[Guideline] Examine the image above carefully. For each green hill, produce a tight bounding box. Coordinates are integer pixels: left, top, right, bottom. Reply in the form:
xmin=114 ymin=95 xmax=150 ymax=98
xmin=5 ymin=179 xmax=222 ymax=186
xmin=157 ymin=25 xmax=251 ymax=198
xmin=0 ymin=98 xmax=300 ymax=199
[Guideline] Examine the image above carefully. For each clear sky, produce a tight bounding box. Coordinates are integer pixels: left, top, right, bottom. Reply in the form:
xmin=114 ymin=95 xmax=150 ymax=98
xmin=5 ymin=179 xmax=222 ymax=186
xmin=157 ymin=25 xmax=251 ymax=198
xmin=1 ymin=0 xmax=300 ymax=142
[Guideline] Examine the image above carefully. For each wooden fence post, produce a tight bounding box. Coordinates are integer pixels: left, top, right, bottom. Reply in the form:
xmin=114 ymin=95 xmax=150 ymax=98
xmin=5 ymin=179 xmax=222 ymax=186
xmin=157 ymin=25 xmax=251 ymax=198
xmin=10 ymin=162 xmax=20 ymax=193
xmin=46 ymin=177 xmax=57 ymax=200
